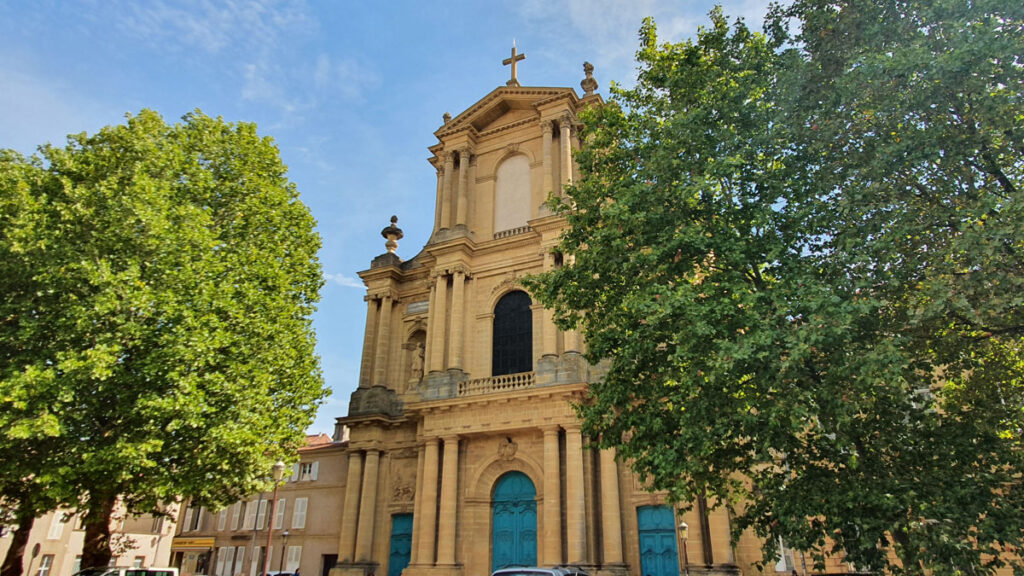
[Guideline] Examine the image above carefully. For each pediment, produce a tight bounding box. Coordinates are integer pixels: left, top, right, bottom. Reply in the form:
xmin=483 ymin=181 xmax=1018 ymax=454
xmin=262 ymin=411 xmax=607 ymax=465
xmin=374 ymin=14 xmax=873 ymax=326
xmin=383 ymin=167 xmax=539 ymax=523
xmin=435 ymin=86 xmax=578 ymax=139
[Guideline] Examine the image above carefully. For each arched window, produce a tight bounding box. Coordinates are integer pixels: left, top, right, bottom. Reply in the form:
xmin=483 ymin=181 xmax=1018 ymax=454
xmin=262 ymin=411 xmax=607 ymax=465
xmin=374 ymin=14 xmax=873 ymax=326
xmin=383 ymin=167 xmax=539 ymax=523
xmin=492 ymin=291 xmax=532 ymax=376
xmin=494 ymin=155 xmax=531 ymax=234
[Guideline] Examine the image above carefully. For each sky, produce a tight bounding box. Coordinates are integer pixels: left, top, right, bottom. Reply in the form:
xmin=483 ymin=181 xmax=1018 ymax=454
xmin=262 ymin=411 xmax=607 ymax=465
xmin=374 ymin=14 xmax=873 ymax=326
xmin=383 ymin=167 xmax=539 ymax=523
xmin=0 ymin=0 xmax=771 ymax=436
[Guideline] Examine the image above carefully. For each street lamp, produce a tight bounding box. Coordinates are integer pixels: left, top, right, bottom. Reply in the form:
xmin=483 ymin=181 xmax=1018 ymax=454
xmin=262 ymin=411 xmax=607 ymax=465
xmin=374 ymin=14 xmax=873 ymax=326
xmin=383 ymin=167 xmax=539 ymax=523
xmin=263 ymin=461 xmax=286 ymax=576
xmin=678 ymin=521 xmax=690 ymax=576
xmin=278 ymin=530 xmax=290 ymax=574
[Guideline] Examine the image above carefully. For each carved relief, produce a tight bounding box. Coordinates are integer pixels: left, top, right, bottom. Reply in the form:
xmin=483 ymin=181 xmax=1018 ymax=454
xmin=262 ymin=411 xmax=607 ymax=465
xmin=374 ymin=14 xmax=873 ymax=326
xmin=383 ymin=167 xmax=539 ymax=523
xmin=390 ymin=450 xmax=417 ymax=503
xmin=498 ymin=436 xmax=519 ymax=461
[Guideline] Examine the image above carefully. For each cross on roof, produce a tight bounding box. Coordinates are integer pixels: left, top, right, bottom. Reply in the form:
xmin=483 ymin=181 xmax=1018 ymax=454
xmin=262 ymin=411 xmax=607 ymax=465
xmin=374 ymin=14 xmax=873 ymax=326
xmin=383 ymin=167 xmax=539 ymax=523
xmin=502 ymin=42 xmax=525 ymax=87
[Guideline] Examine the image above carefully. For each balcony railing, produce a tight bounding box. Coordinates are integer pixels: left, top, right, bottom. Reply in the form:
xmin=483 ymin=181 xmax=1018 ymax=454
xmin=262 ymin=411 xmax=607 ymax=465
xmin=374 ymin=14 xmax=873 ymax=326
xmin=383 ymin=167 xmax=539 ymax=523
xmin=458 ymin=371 xmax=535 ymax=397
xmin=493 ymin=225 xmax=532 ymax=240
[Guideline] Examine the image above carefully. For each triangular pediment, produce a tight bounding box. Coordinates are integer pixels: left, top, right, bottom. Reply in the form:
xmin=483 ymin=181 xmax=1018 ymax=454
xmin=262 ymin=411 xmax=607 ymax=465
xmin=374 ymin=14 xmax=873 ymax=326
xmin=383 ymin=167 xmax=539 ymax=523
xmin=435 ymin=86 xmax=578 ymax=139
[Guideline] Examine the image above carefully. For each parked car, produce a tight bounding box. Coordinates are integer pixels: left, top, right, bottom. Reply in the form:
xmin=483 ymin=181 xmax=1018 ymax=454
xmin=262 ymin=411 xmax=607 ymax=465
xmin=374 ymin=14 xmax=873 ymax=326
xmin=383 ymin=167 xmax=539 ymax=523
xmin=491 ymin=566 xmax=589 ymax=576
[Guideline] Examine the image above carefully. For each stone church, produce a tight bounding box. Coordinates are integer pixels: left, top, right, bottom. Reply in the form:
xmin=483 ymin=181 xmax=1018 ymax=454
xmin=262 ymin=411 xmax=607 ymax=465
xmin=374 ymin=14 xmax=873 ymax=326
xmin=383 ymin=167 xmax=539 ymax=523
xmin=329 ymin=52 xmax=746 ymax=576
xmin=167 ymin=51 xmax=868 ymax=576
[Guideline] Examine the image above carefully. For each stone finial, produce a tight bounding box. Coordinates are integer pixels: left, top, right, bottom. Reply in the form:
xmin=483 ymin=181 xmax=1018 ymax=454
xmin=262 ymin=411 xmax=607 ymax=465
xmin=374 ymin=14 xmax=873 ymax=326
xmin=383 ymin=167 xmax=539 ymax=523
xmin=443 ymin=112 xmax=452 ymax=125
xmin=381 ymin=215 xmax=404 ymax=254
xmin=581 ymin=61 xmax=598 ymax=96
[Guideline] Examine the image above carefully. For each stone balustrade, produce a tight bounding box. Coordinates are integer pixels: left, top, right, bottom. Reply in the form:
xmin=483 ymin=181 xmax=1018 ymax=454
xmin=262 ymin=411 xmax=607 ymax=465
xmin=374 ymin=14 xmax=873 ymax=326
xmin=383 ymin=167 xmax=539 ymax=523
xmin=458 ymin=371 xmax=535 ymax=396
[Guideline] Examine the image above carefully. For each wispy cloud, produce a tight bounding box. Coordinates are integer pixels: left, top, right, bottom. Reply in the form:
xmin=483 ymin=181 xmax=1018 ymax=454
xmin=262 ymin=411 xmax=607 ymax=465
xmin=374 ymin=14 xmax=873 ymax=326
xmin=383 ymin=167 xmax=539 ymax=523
xmin=115 ymin=0 xmax=315 ymax=55
xmin=517 ymin=0 xmax=773 ymax=85
xmin=324 ymin=273 xmax=365 ymax=289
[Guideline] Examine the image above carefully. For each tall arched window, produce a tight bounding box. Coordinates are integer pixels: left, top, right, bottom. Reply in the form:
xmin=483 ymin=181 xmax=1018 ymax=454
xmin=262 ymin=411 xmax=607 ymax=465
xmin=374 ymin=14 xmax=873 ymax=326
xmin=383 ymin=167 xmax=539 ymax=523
xmin=494 ymin=155 xmax=531 ymax=234
xmin=492 ymin=291 xmax=532 ymax=376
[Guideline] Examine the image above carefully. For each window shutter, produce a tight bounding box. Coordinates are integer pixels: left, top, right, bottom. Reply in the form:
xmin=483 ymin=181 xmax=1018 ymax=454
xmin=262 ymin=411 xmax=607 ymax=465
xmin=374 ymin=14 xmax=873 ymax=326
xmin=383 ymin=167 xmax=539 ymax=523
xmin=290 ymin=464 xmax=299 ymax=482
xmin=182 ymin=509 xmax=194 ymax=533
xmin=256 ymin=500 xmax=268 ymax=530
xmin=231 ymin=502 xmax=242 ymax=531
xmin=274 ymin=499 xmax=286 ymax=530
xmin=310 ymin=461 xmax=319 ymax=481
xmin=291 ymin=498 xmax=308 ymax=530
xmin=286 ymin=546 xmax=302 ymax=572
xmin=218 ymin=509 xmax=227 ymax=531
xmin=215 ymin=548 xmax=227 ymax=576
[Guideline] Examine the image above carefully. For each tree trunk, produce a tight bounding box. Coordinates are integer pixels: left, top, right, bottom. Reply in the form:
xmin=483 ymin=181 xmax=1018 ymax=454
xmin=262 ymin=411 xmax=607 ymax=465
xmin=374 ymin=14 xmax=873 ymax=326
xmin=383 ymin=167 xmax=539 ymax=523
xmin=0 ymin=512 xmax=35 ymax=576
xmin=80 ymin=495 xmax=118 ymax=569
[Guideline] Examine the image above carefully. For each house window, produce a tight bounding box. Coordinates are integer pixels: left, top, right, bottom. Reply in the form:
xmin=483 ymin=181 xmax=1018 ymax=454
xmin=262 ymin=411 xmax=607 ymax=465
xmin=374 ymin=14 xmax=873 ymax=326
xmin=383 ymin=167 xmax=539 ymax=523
xmin=37 ymin=555 xmax=54 ymax=576
xmin=285 ymin=546 xmax=302 ymax=572
xmin=492 ymin=291 xmax=533 ymax=376
xmin=292 ymin=498 xmax=308 ymax=530
xmin=298 ymin=462 xmax=318 ymax=481
xmin=47 ymin=513 xmax=65 ymax=540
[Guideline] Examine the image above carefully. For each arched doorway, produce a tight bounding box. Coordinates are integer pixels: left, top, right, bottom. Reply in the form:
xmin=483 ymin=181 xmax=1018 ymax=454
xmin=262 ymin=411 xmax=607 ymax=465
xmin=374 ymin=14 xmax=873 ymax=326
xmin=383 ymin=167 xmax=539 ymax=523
xmin=637 ymin=505 xmax=680 ymax=576
xmin=491 ymin=471 xmax=537 ymax=570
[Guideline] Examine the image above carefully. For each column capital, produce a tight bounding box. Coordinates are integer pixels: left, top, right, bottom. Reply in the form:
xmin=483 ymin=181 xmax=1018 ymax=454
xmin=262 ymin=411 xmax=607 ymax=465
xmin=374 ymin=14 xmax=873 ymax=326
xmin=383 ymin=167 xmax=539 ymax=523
xmin=562 ymin=421 xmax=583 ymax=433
xmin=367 ymin=289 xmax=398 ymax=302
xmin=440 ymin=434 xmax=461 ymax=444
xmin=540 ymin=119 xmax=554 ymax=135
xmin=559 ymin=114 xmax=575 ymax=130
xmin=541 ymin=424 xmax=562 ymax=436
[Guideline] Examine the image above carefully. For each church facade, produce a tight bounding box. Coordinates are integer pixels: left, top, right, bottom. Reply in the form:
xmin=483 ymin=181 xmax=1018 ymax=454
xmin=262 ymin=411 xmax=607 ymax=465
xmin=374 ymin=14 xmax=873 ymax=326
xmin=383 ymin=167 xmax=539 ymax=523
xmin=166 ymin=54 xmax=873 ymax=576
xmin=329 ymin=57 xmax=746 ymax=576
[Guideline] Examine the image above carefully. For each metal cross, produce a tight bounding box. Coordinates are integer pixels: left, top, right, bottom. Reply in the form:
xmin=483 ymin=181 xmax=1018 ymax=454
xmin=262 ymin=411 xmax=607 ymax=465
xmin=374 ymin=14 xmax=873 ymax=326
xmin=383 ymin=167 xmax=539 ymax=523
xmin=502 ymin=42 xmax=525 ymax=86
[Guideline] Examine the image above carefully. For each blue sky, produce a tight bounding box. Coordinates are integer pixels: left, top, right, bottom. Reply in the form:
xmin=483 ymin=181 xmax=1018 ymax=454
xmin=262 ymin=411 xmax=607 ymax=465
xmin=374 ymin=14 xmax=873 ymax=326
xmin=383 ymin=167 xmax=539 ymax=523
xmin=0 ymin=0 xmax=771 ymax=436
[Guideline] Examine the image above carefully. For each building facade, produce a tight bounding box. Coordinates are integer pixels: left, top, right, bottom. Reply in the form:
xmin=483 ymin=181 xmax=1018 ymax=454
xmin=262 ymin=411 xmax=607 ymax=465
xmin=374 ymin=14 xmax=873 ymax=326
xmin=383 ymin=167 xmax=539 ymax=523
xmin=0 ymin=506 xmax=177 ymax=576
xmin=170 ymin=434 xmax=348 ymax=576
xmin=173 ymin=55 xmax=856 ymax=576
xmin=329 ymin=60 xmax=751 ymax=576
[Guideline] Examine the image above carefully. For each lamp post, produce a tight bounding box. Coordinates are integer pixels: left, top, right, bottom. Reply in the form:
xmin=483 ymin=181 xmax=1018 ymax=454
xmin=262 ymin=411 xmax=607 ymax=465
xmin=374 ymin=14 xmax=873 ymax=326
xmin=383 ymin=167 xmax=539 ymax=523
xmin=679 ymin=521 xmax=690 ymax=576
xmin=278 ymin=530 xmax=290 ymax=574
xmin=263 ymin=461 xmax=286 ymax=576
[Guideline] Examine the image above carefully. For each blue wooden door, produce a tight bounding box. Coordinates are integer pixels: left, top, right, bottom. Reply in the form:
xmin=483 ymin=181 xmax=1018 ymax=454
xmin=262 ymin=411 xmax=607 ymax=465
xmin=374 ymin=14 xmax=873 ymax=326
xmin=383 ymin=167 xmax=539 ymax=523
xmin=637 ymin=506 xmax=680 ymax=576
xmin=491 ymin=472 xmax=537 ymax=570
xmin=388 ymin=514 xmax=413 ymax=576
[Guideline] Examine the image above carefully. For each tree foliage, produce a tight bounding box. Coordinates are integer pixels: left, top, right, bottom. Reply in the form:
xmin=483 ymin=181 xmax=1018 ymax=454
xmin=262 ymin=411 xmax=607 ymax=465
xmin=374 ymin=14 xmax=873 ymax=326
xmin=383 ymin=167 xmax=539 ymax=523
xmin=0 ymin=110 xmax=325 ymax=568
xmin=527 ymin=1 xmax=1024 ymax=574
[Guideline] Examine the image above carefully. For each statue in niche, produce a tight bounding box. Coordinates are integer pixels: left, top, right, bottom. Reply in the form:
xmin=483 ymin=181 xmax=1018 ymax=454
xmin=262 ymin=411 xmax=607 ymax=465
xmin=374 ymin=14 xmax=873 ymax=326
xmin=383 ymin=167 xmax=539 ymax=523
xmin=410 ymin=342 xmax=425 ymax=381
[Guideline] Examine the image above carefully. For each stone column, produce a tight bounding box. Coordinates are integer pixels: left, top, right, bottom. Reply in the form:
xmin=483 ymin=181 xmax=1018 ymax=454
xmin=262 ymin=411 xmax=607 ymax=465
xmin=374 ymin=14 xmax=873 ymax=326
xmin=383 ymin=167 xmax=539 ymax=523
xmin=409 ymin=445 xmax=425 ymax=565
xmin=542 ymin=253 xmax=559 ymax=357
xmin=433 ymin=166 xmax=443 ymax=232
xmin=358 ymin=297 xmax=378 ymax=388
xmin=373 ymin=294 xmax=392 ymax=386
xmin=449 ymin=269 xmax=466 ymax=370
xmin=440 ymin=151 xmax=454 ymax=229
xmin=542 ymin=426 xmax=563 ymax=565
xmin=456 ymin=148 xmax=471 ymax=227
xmin=416 ymin=439 xmax=440 ymax=565
xmin=542 ymin=120 xmax=554 ymax=195
xmin=565 ymin=425 xmax=587 ymax=563
xmin=599 ymin=448 xmax=624 ymax=565
xmin=338 ymin=451 xmax=364 ymax=562
xmin=355 ymin=449 xmax=381 ymax=561
xmin=559 ymin=116 xmax=573 ymax=190
xmin=436 ymin=436 xmax=460 ymax=565
xmin=428 ymin=274 xmax=448 ymax=372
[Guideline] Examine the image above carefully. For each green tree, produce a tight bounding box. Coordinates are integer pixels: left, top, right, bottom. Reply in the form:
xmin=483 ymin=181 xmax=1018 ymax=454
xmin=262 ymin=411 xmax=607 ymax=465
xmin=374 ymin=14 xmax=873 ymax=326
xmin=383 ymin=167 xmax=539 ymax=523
xmin=527 ymin=2 xmax=1023 ymax=574
xmin=0 ymin=110 xmax=326 ymax=569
